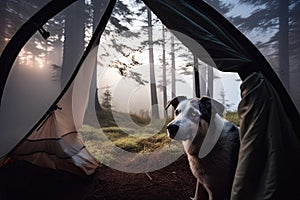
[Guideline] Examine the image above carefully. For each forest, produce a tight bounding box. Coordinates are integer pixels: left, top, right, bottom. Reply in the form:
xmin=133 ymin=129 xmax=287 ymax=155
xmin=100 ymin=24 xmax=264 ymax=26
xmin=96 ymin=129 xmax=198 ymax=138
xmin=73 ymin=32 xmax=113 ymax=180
xmin=1 ymin=0 xmax=299 ymax=116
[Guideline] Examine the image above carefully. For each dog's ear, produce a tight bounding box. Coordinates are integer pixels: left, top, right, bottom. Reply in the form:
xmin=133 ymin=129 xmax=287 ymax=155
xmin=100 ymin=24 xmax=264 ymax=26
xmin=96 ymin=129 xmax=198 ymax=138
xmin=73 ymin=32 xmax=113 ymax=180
xmin=165 ymin=96 xmax=187 ymax=110
xmin=200 ymin=96 xmax=225 ymax=117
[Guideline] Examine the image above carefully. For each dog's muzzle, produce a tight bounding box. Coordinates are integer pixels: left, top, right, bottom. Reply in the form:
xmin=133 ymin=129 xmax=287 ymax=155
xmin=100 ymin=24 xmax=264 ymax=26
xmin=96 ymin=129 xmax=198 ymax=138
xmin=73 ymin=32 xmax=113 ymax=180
xmin=166 ymin=124 xmax=179 ymax=139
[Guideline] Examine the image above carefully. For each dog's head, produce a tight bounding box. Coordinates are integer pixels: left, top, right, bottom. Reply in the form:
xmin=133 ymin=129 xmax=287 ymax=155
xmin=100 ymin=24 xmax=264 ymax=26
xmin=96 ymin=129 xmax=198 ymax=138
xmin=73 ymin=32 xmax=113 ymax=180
xmin=165 ymin=96 xmax=225 ymax=141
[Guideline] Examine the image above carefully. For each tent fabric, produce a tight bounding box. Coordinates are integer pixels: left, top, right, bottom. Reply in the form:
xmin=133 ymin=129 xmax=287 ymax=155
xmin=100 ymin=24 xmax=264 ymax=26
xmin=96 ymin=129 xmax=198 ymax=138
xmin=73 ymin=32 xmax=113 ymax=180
xmin=8 ymin=0 xmax=117 ymax=175
xmin=232 ymin=72 xmax=300 ymax=199
xmin=12 ymin=47 xmax=101 ymax=175
xmin=0 ymin=0 xmax=79 ymax=161
xmin=0 ymin=0 xmax=116 ymax=175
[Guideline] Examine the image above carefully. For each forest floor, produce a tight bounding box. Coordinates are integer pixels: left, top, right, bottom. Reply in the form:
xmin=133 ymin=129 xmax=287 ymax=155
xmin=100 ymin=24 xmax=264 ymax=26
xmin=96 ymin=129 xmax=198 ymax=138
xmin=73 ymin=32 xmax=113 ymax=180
xmin=0 ymin=155 xmax=197 ymax=200
xmin=0 ymin=111 xmax=239 ymax=200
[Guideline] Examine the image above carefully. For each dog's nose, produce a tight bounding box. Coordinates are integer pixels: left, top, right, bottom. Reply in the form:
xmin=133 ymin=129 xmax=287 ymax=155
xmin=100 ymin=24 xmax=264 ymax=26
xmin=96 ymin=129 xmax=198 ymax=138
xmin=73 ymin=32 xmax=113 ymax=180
xmin=167 ymin=124 xmax=179 ymax=139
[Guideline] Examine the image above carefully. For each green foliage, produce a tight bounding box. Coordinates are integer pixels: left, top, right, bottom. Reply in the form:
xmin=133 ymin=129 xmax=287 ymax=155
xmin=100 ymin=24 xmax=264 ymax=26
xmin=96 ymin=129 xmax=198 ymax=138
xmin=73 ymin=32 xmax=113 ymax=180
xmin=225 ymin=111 xmax=240 ymax=126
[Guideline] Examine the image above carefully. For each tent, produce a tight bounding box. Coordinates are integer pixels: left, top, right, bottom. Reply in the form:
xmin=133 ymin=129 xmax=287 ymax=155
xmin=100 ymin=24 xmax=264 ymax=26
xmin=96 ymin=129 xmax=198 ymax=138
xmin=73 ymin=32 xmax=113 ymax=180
xmin=0 ymin=0 xmax=116 ymax=175
xmin=1 ymin=0 xmax=300 ymax=199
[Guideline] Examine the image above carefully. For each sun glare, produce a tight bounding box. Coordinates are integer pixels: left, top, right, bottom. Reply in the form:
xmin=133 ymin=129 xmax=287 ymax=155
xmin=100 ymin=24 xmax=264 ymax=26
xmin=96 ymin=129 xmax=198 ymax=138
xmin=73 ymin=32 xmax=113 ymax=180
xmin=18 ymin=49 xmax=46 ymax=69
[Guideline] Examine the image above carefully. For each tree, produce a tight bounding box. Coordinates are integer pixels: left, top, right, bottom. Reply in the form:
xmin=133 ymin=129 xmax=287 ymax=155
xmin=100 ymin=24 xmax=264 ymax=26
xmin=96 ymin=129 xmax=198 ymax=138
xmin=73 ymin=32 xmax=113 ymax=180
xmin=102 ymin=87 xmax=112 ymax=110
xmin=229 ymin=0 xmax=300 ymax=111
xmin=193 ymin=55 xmax=201 ymax=98
xmin=289 ymin=2 xmax=300 ymax=110
xmin=278 ymin=0 xmax=290 ymax=91
xmin=84 ymin=0 xmax=110 ymax=123
xmin=98 ymin=0 xmax=144 ymax=84
xmin=0 ymin=0 xmax=54 ymax=65
xmin=207 ymin=0 xmax=299 ymax=110
xmin=147 ymin=8 xmax=159 ymax=119
xmin=0 ymin=0 xmax=7 ymax=54
xmin=61 ymin=1 xmax=86 ymax=87
xmin=204 ymin=0 xmax=233 ymax=98
xmin=161 ymin=25 xmax=168 ymax=108
xmin=207 ymin=66 xmax=214 ymax=97
xmin=200 ymin=64 xmax=207 ymax=97
xmin=290 ymin=2 xmax=300 ymax=64
xmin=205 ymin=0 xmax=233 ymax=14
xmin=171 ymin=34 xmax=176 ymax=98
xmin=231 ymin=0 xmax=300 ymax=92
xmin=219 ymin=90 xmax=234 ymax=110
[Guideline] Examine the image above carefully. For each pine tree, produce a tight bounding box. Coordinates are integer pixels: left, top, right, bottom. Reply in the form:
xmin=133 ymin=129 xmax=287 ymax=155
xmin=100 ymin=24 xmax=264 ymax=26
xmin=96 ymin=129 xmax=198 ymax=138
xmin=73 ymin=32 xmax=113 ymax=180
xmin=102 ymin=88 xmax=112 ymax=110
xmin=147 ymin=8 xmax=159 ymax=119
xmin=231 ymin=0 xmax=300 ymax=91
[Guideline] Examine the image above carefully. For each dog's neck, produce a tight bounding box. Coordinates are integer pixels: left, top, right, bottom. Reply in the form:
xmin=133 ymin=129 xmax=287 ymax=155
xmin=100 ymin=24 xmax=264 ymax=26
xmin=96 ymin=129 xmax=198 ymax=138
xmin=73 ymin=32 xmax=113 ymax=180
xmin=183 ymin=114 xmax=224 ymax=157
xmin=198 ymin=114 xmax=224 ymax=158
xmin=183 ymin=119 xmax=208 ymax=156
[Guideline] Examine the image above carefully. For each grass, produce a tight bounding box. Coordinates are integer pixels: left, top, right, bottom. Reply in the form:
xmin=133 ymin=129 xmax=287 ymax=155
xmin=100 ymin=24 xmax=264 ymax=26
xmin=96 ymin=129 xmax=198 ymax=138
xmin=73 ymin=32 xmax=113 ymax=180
xmin=81 ymin=125 xmax=171 ymax=153
xmin=80 ymin=124 xmax=177 ymax=166
xmin=81 ymin=109 xmax=240 ymax=163
xmin=225 ymin=111 xmax=240 ymax=126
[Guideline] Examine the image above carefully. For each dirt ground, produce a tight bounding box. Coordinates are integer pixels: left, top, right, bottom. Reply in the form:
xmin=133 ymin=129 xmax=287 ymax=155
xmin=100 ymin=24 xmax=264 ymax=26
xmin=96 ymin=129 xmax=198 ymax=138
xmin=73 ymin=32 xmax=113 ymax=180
xmin=0 ymin=155 xmax=197 ymax=200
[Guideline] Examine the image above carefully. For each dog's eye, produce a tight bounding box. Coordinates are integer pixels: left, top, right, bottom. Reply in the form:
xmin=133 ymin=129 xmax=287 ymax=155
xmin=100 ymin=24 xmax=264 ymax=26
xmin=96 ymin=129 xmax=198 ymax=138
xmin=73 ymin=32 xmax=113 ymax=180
xmin=190 ymin=111 xmax=197 ymax=117
xmin=175 ymin=110 xmax=180 ymax=116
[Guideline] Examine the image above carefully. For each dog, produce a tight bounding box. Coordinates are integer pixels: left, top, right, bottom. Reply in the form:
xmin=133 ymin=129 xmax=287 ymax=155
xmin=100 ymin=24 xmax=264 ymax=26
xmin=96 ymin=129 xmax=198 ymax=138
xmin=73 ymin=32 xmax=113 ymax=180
xmin=165 ymin=96 xmax=240 ymax=200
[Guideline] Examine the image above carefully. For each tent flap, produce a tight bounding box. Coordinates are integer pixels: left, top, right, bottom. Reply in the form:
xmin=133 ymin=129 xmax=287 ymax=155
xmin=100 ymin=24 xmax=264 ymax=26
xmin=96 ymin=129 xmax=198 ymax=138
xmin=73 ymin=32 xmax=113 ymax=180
xmin=232 ymin=72 xmax=300 ymax=199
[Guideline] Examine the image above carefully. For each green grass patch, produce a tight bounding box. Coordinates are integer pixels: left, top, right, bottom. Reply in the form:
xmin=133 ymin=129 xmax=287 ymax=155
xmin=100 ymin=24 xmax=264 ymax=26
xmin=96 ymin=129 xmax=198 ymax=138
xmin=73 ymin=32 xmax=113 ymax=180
xmin=225 ymin=111 xmax=240 ymax=126
xmin=81 ymin=125 xmax=172 ymax=154
xmin=81 ymin=110 xmax=240 ymax=163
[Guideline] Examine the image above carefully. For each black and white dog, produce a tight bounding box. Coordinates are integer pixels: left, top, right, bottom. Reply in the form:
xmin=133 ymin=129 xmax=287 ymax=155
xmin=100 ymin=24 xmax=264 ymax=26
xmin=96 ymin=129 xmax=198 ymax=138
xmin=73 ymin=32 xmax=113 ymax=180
xmin=165 ymin=96 xmax=240 ymax=200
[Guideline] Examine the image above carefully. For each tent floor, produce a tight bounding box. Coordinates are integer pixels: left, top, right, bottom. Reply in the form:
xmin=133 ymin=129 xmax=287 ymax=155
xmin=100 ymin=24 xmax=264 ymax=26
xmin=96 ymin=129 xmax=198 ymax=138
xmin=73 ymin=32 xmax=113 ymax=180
xmin=0 ymin=155 xmax=196 ymax=200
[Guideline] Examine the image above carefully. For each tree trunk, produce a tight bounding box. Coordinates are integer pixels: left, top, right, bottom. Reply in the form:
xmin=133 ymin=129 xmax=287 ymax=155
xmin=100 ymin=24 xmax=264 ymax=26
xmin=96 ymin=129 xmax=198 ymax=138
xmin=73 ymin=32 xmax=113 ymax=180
xmin=200 ymin=64 xmax=207 ymax=96
xmin=162 ymin=25 xmax=167 ymax=108
xmin=61 ymin=1 xmax=85 ymax=88
xmin=279 ymin=0 xmax=290 ymax=91
xmin=193 ymin=55 xmax=200 ymax=98
xmin=0 ymin=1 xmax=7 ymax=54
xmin=171 ymin=35 xmax=176 ymax=98
xmin=147 ymin=8 xmax=159 ymax=119
xmin=84 ymin=0 xmax=108 ymax=126
xmin=289 ymin=3 xmax=300 ymax=111
xmin=207 ymin=67 xmax=213 ymax=97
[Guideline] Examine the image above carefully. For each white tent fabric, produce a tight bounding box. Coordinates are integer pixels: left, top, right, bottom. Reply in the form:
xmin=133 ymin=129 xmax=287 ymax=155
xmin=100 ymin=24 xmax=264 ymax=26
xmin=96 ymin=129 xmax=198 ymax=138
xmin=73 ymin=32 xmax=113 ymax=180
xmin=0 ymin=0 xmax=114 ymax=175
xmin=12 ymin=47 xmax=100 ymax=175
xmin=0 ymin=1 xmax=81 ymax=161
